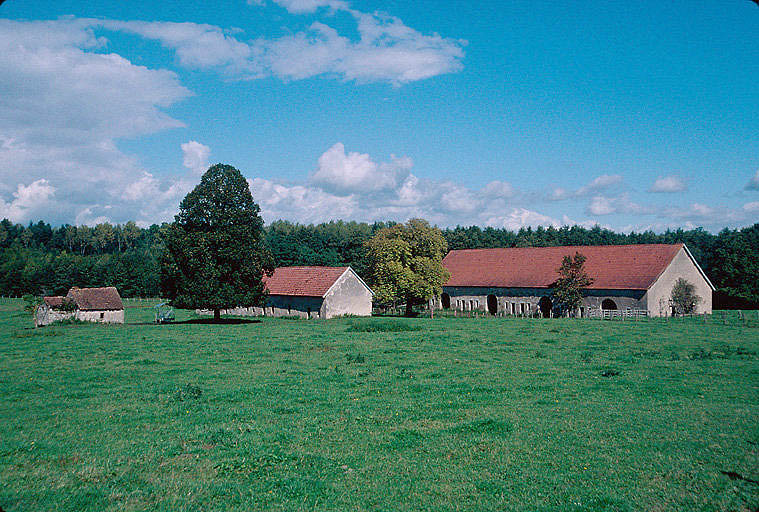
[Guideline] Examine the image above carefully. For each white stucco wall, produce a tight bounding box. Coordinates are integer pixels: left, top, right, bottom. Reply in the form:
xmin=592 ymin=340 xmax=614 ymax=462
xmin=322 ymin=269 xmax=373 ymax=318
xmin=644 ymin=247 xmax=713 ymax=316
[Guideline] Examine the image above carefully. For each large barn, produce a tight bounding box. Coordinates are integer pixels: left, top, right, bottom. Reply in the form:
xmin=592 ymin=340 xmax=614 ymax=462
xmin=36 ymin=286 xmax=125 ymax=326
xmin=440 ymin=243 xmax=713 ymax=317
xmin=199 ymin=266 xmax=373 ymax=319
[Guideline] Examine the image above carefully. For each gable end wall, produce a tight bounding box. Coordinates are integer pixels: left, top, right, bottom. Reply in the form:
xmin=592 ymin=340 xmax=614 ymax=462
xmin=322 ymin=269 xmax=372 ymax=318
xmin=643 ymin=247 xmax=712 ymax=316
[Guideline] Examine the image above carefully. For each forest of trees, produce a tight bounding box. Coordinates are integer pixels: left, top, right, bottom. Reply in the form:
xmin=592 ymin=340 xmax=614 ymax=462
xmin=1 ymin=218 xmax=757 ymax=308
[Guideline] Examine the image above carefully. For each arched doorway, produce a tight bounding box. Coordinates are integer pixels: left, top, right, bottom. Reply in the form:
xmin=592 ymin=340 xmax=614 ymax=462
xmin=601 ymin=299 xmax=618 ymax=310
xmin=487 ymin=294 xmax=497 ymax=315
xmin=539 ymin=297 xmax=552 ymax=318
xmin=441 ymin=293 xmax=451 ymax=309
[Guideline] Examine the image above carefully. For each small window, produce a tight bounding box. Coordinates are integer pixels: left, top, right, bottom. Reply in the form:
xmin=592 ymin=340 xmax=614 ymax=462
xmin=100 ymin=312 xmax=104 ymax=319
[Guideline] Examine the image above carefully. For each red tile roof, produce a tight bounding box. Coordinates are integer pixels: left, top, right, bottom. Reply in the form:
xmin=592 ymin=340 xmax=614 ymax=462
xmin=66 ymin=287 xmax=124 ymax=311
xmin=263 ymin=266 xmax=349 ymax=297
xmin=443 ymin=244 xmax=683 ymax=290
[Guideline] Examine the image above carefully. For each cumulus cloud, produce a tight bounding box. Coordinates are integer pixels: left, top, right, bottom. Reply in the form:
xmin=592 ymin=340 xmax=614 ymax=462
xmin=746 ymin=170 xmax=759 ymax=191
xmin=181 ymin=140 xmax=211 ymax=174
xmin=0 ymin=179 xmax=56 ymax=224
xmin=649 ymin=175 xmax=687 ymax=193
xmin=311 ymin=143 xmax=411 ymax=195
xmin=484 ymin=208 xmax=561 ymax=230
xmin=246 ymin=141 xmax=574 ymax=229
xmin=0 ymin=18 xmax=191 ymax=226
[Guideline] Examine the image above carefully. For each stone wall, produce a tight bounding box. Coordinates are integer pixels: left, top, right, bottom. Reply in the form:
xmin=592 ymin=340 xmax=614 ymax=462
xmin=441 ymin=286 xmax=646 ymax=317
xmin=76 ymin=310 xmax=124 ymax=324
xmin=35 ymin=306 xmax=124 ymax=326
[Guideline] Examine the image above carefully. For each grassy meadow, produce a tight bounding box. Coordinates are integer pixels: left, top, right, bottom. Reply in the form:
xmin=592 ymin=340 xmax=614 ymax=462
xmin=0 ymin=298 xmax=757 ymax=511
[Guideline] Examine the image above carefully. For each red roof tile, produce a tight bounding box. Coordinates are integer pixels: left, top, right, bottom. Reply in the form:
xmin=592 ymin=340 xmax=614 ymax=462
xmin=443 ymin=244 xmax=683 ymax=290
xmin=66 ymin=287 xmax=124 ymax=311
xmin=263 ymin=266 xmax=349 ymax=297
xmin=43 ymin=296 xmax=66 ymax=308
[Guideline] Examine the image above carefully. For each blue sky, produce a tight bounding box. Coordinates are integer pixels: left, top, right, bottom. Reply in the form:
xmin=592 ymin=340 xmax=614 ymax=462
xmin=1 ymin=0 xmax=757 ymax=231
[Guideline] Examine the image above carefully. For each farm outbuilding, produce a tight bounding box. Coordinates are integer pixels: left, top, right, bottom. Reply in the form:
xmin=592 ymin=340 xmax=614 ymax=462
xmin=197 ymin=266 xmax=373 ymax=319
xmin=439 ymin=243 xmax=713 ymax=317
xmin=36 ymin=286 xmax=125 ymax=326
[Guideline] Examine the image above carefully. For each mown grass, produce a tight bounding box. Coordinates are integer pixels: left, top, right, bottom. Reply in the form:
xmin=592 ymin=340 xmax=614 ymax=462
xmin=0 ymin=299 xmax=757 ymax=511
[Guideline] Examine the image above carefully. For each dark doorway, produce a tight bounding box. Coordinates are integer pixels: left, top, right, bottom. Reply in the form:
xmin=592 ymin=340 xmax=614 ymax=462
xmin=487 ymin=294 xmax=497 ymax=315
xmin=441 ymin=293 xmax=451 ymax=309
xmin=601 ymin=299 xmax=618 ymax=310
xmin=539 ymin=297 xmax=552 ymax=318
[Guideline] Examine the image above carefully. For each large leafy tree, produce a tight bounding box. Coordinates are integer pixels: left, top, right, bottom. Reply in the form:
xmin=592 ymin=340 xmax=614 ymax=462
xmin=551 ymin=252 xmax=593 ymax=317
xmin=365 ymin=218 xmax=450 ymax=316
xmin=160 ymin=164 xmax=273 ymax=321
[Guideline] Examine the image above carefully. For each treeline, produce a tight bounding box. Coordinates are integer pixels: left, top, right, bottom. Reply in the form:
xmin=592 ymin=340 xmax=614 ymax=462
xmin=1 ymin=218 xmax=757 ymax=307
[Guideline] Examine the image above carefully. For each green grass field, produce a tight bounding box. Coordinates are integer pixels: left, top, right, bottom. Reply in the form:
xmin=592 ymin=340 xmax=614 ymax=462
xmin=1 ymin=298 xmax=757 ymax=511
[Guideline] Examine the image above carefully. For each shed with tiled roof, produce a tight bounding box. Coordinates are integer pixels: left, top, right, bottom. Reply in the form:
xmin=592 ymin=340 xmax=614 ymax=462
xmin=440 ymin=244 xmax=712 ymax=317
xmin=198 ymin=266 xmax=373 ymax=319
xmin=36 ymin=286 xmax=125 ymax=326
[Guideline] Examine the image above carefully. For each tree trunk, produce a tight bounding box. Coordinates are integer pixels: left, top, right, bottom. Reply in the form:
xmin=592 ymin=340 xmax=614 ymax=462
xmin=214 ymin=309 xmax=221 ymax=322
xmin=405 ymin=300 xmax=413 ymax=317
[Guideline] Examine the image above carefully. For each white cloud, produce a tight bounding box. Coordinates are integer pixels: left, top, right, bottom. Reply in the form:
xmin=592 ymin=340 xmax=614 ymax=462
xmin=0 ymin=19 xmax=191 ymax=226
xmin=95 ymin=6 xmax=464 ymax=86
xmin=649 ymin=175 xmax=687 ymax=193
xmin=586 ymin=194 xmax=652 ymax=216
xmin=267 ymin=0 xmax=349 ymax=13
xmin=311 ymin=142 xmax=410 ymax=194
xmin=484 ymin=208 xmax=561 ymax=230
xmin=746 ymin=170 xmax=759 ymax=191
xmin=181 ymin=141 xmax=211 ymax=174
xmin=549 ymin=174 xmax=623 ymax=201
xmin=743 ymin=201 xmax=759 ymax=212
xmin=0 ymin=179 xmax=56 ymax=224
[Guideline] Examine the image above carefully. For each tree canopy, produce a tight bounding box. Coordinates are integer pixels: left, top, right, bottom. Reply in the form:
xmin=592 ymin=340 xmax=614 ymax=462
xmin=551 ymin=252 xmax=594 ymax=316
xmin=365 ymin=219 xmax=450 ymax=316
xmin=160 ymin=164 xmax=273 ymax=320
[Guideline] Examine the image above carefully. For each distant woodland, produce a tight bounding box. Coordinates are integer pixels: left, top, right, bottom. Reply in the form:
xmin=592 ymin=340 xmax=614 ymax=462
xmin=1 ymin=218 xmax=757 ymax=308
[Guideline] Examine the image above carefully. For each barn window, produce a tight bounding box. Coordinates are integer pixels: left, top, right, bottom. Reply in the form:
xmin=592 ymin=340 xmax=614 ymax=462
xmin=100 ymin=312 xmax=104 ymax=319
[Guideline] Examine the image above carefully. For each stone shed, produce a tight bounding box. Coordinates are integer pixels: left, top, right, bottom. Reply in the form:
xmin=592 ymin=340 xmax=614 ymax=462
xmin=36 ymin=286 xmax=125 ymax=326
xmin=440 ymin=244 xmax=713 ymax=317
xmin=199 ymin=266 xmax=373 ymax=319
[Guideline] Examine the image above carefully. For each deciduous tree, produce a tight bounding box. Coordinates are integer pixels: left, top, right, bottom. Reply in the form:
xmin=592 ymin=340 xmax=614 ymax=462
xmin=551 ymin=252 xmax=593 ymax=317
xmin=365 ymin=218 xmax=449 ymax=316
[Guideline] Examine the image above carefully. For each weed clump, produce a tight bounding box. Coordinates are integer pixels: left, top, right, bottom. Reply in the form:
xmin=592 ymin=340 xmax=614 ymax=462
xmin=345 ymin=353 xmax=365 ymax=364
xmin=173 ymin=384 xmax=202 ymax=401
xmin=600 ymin=369 xmax=620 ymax=377
xmin=347 ymin=321 xmax=421 ymax=333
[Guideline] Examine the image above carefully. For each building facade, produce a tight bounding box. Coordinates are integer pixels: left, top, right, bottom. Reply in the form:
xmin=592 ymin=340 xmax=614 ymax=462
xmin=440 ymin=244 xmax=713 ymax=317
xmin=36 ymin=286 xmax=125 ymax=326
xmin=198 ymin=266 xmax=373 ymax=319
